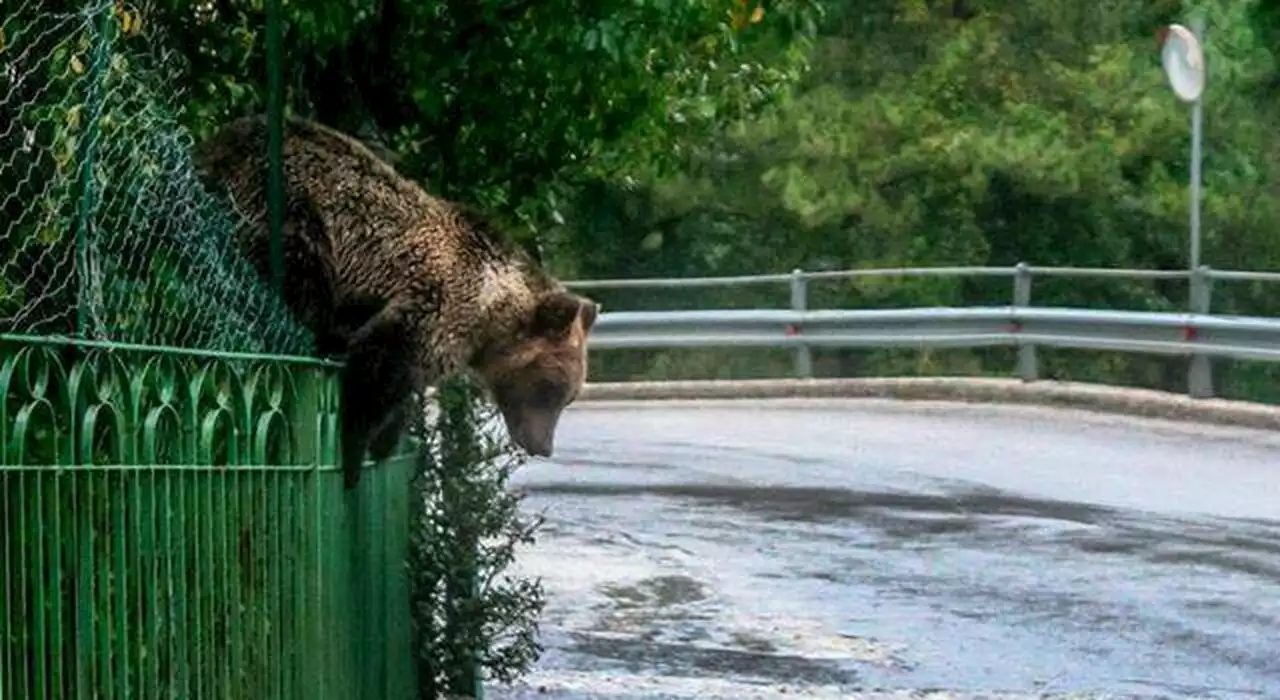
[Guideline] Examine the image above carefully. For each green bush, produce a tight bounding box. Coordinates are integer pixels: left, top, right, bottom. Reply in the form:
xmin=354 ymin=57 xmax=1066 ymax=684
xmin=407 ymin=375 xmax=547 ymax=697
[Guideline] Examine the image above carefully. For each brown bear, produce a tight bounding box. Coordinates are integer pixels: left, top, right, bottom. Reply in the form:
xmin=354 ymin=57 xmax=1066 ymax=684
xmin=193 ymin=114 xmax=599 ymax=488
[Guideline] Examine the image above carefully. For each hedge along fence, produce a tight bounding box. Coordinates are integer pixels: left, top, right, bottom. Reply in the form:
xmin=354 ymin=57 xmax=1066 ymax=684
xmin=0 ymin=1 xmax=430 ymax=698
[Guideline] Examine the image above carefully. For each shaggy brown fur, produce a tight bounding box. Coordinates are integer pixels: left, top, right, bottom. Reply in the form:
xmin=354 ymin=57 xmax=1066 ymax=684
xmin=194 ymin=114 xmax=599 ymax=488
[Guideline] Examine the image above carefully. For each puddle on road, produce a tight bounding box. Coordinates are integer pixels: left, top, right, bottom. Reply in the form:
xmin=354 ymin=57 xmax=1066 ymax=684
xmin=522 ymin=479 xmax=1280 ymax=583
xmin=520 ymin=481 xmax=1116 ymax=528
xmin=600 ymin=574 xmax=709 ymax=609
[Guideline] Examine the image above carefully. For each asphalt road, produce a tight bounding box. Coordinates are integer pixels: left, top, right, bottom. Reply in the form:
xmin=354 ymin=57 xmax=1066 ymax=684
xmin=490 ymin=398 xmax=1280 ymax=700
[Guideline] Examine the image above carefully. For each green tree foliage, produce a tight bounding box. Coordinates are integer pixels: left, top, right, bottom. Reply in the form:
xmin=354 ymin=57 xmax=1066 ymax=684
xmin=559 ymin=0 xmax=1280 ymax=401
xmin=567 ymin=0 xmax=1280 ymax=282
xmin=138 ymin=0 xmax=821 ymax=258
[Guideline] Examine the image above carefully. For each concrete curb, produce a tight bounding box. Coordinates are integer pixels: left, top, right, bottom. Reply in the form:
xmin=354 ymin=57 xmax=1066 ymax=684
xmin=578 ymin=377 xmax=1280 ymax=432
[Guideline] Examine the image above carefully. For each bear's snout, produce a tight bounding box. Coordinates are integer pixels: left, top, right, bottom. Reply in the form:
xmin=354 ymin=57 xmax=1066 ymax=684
xmin=503 ymin=409 xmax=557 ymax=458
xmin=518 ymin=432 xmax=553 ymax=458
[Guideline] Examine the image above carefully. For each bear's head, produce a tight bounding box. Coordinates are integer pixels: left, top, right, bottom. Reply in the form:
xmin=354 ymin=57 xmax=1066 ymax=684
xmin=478 ymin=289 xmax=600 ymax=458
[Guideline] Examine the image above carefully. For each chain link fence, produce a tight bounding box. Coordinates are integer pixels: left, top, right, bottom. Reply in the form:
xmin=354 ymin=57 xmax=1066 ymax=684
xmin=0 ymin=0 xmax=311 ymax=355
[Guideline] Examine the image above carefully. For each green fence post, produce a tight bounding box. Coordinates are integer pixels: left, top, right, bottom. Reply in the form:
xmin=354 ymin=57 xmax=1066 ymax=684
xmin=291 ymin=365 xmax=322 ymax=698
xmin=72 ymin=1 xmax=117 ymax=338
xmin=66 ymin=6 xmax=116 ymax=699
xmin=265 ymin=0 xmax=285 ymax=295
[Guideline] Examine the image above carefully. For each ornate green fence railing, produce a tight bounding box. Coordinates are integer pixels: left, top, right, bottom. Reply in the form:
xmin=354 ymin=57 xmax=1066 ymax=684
xmin=0 ymin=335 xmax=418 ymax=699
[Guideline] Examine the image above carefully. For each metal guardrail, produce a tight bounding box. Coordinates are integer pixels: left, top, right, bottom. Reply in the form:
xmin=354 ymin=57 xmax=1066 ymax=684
xmin=566 ymin=263 xmax=1280 ymax=400
xmin=565 ymin=263 xmax=1280 ymax=290
xmin=589 ymin=305 xmax=1280 ymax=357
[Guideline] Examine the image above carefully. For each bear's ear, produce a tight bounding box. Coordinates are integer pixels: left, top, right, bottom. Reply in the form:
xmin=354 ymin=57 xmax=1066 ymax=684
xmin=579 ymin=299 xmax=600 ymax=332
xmin=532 ymin=291 xmax=586 ymax=338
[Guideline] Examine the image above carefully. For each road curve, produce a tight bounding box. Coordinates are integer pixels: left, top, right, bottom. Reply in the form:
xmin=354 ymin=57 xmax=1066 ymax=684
xmin=491 ymin=398 xmax=1280 ymax=700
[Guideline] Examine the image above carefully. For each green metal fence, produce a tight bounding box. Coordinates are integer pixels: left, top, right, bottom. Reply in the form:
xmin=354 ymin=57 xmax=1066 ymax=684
xmin=0 ymin=335 xmax=419 ymax=699
xmin=0 ymin=1 xmax=488 ymax=696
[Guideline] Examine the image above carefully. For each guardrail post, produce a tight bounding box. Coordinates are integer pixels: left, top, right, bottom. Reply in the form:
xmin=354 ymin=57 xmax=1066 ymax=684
xmin=1013 ymin=262 xmax=1038 ymax=382
xmin=1187 ymin=264 xmax=1214 ymax=398
xmin=790 ymin=268 xmax=813 ymax=378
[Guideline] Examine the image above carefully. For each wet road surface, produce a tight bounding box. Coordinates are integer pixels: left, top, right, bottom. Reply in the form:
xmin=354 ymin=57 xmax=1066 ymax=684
xmin=490 ymin=398 xmax=1280 ymax=699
